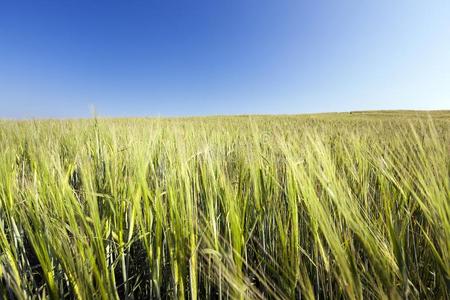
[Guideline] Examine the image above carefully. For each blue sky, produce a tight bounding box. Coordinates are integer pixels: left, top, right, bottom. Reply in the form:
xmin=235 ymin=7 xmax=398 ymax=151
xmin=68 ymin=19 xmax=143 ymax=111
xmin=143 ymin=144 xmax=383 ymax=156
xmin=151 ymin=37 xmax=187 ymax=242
xmin=0 ymin=0 xmax=449 ymax=118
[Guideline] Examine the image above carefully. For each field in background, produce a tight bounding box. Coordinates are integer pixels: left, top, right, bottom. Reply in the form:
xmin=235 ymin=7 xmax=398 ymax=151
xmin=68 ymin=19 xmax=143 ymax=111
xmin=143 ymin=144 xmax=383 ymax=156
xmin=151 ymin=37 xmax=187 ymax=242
xmin=0 ymin=111 xmax=449 ymax=299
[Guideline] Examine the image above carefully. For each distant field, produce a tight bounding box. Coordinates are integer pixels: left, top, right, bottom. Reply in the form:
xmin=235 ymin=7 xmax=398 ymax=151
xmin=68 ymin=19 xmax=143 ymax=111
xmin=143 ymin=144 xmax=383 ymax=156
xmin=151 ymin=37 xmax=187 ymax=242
xmin=0 ymin=111 xmax=449 ymax=299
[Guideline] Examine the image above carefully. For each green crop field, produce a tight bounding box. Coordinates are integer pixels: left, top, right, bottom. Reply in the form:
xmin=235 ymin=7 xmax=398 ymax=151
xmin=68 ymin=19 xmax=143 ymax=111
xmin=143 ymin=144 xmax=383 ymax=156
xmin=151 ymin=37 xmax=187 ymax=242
xmin=0 ymin=111 xmax=449 ymax=299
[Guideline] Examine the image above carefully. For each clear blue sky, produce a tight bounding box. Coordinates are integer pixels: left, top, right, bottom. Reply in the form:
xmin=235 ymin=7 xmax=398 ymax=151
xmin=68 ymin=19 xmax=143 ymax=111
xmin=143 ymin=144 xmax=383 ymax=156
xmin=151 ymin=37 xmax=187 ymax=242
xmin=1 ymin=0 xmax=449 ymax=118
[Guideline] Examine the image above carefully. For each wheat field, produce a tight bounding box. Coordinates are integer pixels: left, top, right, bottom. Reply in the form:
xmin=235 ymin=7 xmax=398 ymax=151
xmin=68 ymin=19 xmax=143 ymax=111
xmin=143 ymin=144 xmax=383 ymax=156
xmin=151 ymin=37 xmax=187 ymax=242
xmin=0 ymin=111 xmax=449 ymax=299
